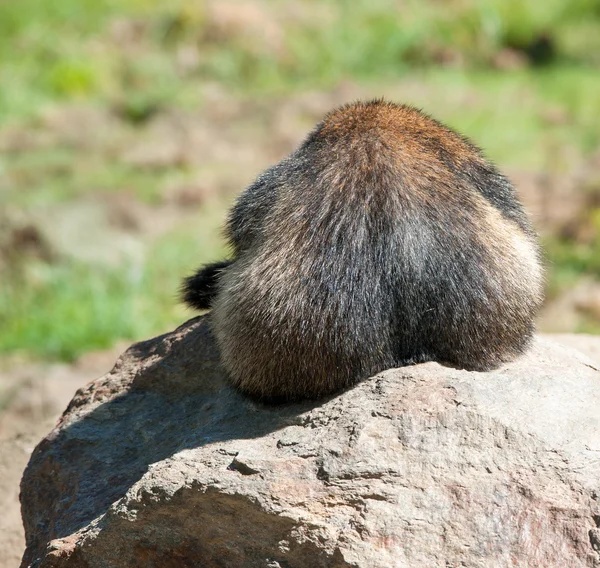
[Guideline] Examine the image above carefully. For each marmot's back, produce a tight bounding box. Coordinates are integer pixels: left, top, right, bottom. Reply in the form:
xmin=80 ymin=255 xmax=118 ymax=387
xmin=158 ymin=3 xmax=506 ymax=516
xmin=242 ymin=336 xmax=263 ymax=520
xmin=184 ymin=100 xmax=543 ymax=401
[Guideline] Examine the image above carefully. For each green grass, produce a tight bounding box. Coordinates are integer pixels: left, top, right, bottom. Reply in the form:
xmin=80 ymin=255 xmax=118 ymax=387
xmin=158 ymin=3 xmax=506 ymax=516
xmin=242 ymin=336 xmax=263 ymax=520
xmin=5 ymin=66 xmax=599 ymax=212
xmin=1 ymin=0 xmax=599 ymax=120
xmin=2 ymin=153 xmax=180 ymax=208
xmin=1 ymin=0 xmax=600 ymax=360
xmin=0 ymin=208 xmax=228 ymax=360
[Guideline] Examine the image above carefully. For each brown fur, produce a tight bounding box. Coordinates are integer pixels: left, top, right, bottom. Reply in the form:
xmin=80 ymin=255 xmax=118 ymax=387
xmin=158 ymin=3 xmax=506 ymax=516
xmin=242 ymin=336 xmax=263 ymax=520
xmin=182 ymin=100 xmax=544 ymax=401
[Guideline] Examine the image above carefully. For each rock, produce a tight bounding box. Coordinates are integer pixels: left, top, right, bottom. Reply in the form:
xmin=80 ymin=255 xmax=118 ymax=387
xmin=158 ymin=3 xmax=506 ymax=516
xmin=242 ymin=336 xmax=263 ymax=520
xmin=20 ymin=317 xmax=600 ymax=568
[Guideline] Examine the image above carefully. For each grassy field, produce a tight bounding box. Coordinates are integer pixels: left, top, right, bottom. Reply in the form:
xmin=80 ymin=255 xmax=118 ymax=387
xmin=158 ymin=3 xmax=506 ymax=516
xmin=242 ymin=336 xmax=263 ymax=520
xmin=1 ymin=0 xmax=600 ymax=361
xmin=1 ymin=0 xmax=599 ymax=117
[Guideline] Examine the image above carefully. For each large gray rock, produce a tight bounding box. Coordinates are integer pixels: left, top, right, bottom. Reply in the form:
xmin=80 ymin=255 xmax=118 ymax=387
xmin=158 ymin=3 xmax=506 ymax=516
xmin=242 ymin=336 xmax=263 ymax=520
xmin=20 ymin=317 xmax=600 ymax=567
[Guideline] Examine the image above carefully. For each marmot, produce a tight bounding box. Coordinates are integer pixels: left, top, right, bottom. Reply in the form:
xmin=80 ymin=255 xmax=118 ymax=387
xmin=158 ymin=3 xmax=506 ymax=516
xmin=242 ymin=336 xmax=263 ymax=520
xmin=182 ymin=100 xmax=543 ymax=402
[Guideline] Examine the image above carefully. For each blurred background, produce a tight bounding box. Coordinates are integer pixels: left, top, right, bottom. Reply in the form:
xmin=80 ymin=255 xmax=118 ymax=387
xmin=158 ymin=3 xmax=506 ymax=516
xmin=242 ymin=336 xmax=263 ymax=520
xmin=1 ymin=0 xmax=600 ymax=563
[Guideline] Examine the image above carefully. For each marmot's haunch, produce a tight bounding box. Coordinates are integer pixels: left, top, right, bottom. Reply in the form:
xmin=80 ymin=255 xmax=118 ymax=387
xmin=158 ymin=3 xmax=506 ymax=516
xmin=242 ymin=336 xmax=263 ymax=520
xmin=182 ymin=100 xmax=543 ymax=402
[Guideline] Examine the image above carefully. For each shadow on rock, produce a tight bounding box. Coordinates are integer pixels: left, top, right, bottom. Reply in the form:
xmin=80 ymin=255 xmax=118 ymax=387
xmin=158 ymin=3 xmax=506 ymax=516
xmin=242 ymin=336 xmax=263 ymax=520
xmin=20 ymin=316 xmax=318 ymax=566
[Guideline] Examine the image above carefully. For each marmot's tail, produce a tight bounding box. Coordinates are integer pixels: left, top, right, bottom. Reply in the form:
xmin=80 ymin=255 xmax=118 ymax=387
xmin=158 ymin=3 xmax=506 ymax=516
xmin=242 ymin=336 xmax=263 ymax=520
xmin=180 ymin=260 xmax=232 ymax=310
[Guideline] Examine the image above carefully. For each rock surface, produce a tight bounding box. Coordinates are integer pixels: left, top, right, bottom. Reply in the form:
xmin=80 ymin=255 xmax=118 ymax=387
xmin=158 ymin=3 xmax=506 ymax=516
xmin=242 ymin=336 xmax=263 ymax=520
xmin=20 ymin=317 xmax=600 ymax=568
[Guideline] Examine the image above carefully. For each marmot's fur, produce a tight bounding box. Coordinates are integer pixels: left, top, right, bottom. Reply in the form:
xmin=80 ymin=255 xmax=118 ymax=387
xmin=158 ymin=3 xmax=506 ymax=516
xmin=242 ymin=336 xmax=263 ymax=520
xmin=182 ymin=100 xmax=544 ymax=401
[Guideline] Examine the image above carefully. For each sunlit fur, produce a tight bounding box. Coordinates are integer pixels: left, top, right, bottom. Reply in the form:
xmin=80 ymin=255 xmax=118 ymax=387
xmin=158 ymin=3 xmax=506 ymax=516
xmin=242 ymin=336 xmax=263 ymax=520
xmin=182 ymin=100 xmax=544 ymax=402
